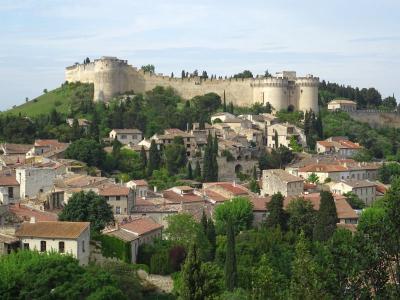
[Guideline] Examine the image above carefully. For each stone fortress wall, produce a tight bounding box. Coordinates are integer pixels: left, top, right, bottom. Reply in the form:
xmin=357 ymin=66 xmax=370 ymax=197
xmin=65 ymin=56 xmax=319 ymax=111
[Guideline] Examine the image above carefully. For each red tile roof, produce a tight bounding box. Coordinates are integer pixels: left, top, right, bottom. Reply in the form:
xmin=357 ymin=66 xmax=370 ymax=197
xmin=9 ymin=204 xmax=58 ymax=222
xmin=205 ymin=182 xmax=250 ymax=196
xmin=16 ymin=221 xmax=89 ymax=239
xmin=204 ymin=190 xmax=228 ymax=203
xmin=130 ymin=179 xmax=148 ymax=186
xmin=99 ymin=184 xmax=130 ymax=197
xmin=299 ymin=164 xmax=348 ymax=173
xmin=162 ymin=190 xmax=204 ymax=203
xmin=121 ymin=217 xmax=163 ymax=235
xmin=250 ymin=196 xmax=271 ymax=211
xmin=0 ymin=176 xmax=19 ymax=186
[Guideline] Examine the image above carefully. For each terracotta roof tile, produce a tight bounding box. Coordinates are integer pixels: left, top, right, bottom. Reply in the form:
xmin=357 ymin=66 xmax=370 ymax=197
xmin=9 ymin=204 xmax=58 ymax=222
xmin=121 ymin=217 xmax=163 ymax=235
xmin=99 ymin=184 xmax=130 ymax=196
xmin=16 ymin=221 xmax=89 ymax=239
xmin=0 ymin=176 xmax=19 ymax=186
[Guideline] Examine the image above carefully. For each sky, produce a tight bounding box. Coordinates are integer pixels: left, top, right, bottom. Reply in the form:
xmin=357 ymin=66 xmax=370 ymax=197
xmin=0 ymin=0 xmax=399 ymax=110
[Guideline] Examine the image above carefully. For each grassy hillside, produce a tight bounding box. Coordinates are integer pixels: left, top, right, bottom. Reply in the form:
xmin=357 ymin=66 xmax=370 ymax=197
xmin=4 ymin=82 xmax=93 ymax=117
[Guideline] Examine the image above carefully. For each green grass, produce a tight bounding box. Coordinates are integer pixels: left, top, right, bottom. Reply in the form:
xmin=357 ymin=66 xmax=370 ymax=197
xmin=3 ymin=82 xmax=93 ymax=117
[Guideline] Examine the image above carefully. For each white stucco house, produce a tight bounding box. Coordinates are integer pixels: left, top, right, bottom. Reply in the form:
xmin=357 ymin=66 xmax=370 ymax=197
xmin=16 ymin=220 xmax=90 ymax=265
xmin=109 ymin=129 xmax=143 ymax=145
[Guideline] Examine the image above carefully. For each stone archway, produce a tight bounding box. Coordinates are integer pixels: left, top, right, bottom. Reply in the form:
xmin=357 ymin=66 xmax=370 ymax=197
xmin=287 ymin=104 xmax=295 ymax=112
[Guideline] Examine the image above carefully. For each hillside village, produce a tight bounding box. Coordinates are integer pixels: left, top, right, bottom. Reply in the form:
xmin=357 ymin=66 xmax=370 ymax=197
xmin=1 ymin=75 xmax=400 ymax=298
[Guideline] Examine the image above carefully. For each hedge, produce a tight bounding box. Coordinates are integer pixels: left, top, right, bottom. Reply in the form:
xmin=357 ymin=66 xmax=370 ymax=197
xmin=93 ymin=234 xmax=131 ymax=263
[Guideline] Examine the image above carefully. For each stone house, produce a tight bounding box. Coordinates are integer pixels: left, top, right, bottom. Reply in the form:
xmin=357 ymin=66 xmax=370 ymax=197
xmin=330 ymin=180 xmax=377 ymax=206
xmin=267 ymin=123 xmax=306 ymax=149
xmin=327 ymin=99 xmax=357 ymax=112
xmin=109 ymin=129 xmax=143 ymax=145
xmin=0 ymin=174 xmax=20 ymax=204
xmin=261 ymin=169 xmax=304 ymax=197
xmin=105 ymin=217 xmax=163 ymax=263
xmin=316 ymin=137 xmax=362 ymax=157
xmin=16 ymin=166 xmax=57 ymax=199
xmin=26 ymin=139 xmax=69 ymax=159
xmin=151 ymin=128 xmax=198 ymax=157
xmin=16 ymin=220 xmax=90 ymax=265
xmin=98 ymin=184 xmax=135 ymax=215
xmin=126 ymin=179 xmax=148 ymax=198
xmin=210 ymin=112 xmax=236 ymax=123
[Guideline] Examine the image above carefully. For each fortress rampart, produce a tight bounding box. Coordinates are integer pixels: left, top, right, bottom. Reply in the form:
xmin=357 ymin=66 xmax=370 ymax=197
xmin=65 ymin=56 xmax=319 ymax=111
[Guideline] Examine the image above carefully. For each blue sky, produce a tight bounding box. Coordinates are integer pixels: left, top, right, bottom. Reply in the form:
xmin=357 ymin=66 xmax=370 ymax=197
xmin=0 ymin=0 xmax=399 ymax=110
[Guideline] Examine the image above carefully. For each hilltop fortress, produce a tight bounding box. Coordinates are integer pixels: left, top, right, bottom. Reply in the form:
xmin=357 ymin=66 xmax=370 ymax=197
xmin=65 ymin=56 xmax=319 ymax=111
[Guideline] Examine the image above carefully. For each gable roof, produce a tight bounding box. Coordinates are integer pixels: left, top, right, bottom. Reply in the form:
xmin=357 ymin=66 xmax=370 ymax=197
xmin=99 ymin=184 xmax=130 ymax=196
xmin=0 ymin=175 xmax=19 ymax=186
xmin=121 ymin=217 xmax=163 ymax=235
xmin=16 ymin=221 xmax=90 ymax=239
xmin=111 ymin=128 xmax=142 ymax=134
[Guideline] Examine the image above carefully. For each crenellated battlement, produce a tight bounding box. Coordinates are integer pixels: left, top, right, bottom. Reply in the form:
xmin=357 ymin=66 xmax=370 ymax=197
xmin=65 ymin=56 xmax=319 ymax=111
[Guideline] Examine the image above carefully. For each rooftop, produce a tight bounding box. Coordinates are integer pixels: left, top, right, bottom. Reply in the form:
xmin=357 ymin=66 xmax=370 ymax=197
xmin=16 ymin=221 xmax=90 ymax=239
xmin=0 ymin=175 xmax=19 ymax=186
xmin=99 ymin=184 xmax=130 ymax=196
xmin=111 ymin=128 xmax=142 ymax=134
xmin=264 ymin=169 xmax=303 ymax=182
xmin=121 ymin=217 xmax=163 ymax=235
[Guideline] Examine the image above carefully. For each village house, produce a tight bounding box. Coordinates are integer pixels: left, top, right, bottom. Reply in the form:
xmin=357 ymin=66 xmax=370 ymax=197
xmin=105 ymin=217 xmax=163 ymax=263
xmin=16 ymin=220 xmax=90 ymax=265
xmin=98 ymin=184 xmax=135 ymax=215
xmin=327 ymin=99 xmax=357 ymax=112
xmin=0 ymin=143 xmax=33 ymax=156
xmin=162 ymin=186 xmax=205 ymax=205
xmin=26 ymin=139 xmax=69 ymax=159
xmin=267 ymin=123 xmax=306 ymax=149
xmin=316 ymin=137 xmax=362 ymax=157
xmin=330 ymin=180 xmax=377 ymax=206
xmin=126 ymin=179 xmax=148 ymax=198
xmin=202 ymin=182 xmax=251 ymax=205
xmin=261 ymin=169 xmax=304 ymax=197
xmin=16 ymin=165 xmax=57 ymax=199
xmin=66 ymin=118 xmax=91 ymax=132
xmin=150 ymin=128 xmax=198 ymax=156
xmin=109 ymin=128 xmax=143 ymax=145
xmin=210 ymin=112 xmax=236 ymax=123
xmin=0 ymin=173 xmax=20 ymax=204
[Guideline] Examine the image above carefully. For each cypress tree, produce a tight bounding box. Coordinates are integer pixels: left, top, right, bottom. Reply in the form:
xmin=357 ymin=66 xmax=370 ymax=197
xmin=140 ymin=145 xmax=147 ymax=169
xmin=265 ymin=192 xmax=287 ymax=230
xmin=194 ymin=161 xmax=201 ymax=180
xmin=274 ymin=131 xmax=279 ymax=149
xmin=201 ymin=210 xmax=208 ymax=234
xmin=203 ymin=134 xmax=213 ymax=181
xmin=211 ymin=134 xmax=219 ymax=181
xmin=225 ymin=220 xmax=237 ymax=291
xmin=229 ymin=102 xmax=234 ymax=114
xmin=316 ymin=114 xmax=323 ymax=139
xmin=187 ymin=162 xmax=193 ymax=180
xmin=147 ymin=140 xmax=161 ymax=177
xmin=206 ymin=218 xmax=216 ymax=260
xmin=313 ymin=191 xmax=338 ymax=242
xmin=71 ymin=119 xmax=81 ymax=141
xmin=180 ymin=243 xmax=205 ymax=300
xmin=223 ymin=96 xmax=227 ymax=112
xmin=252 ymin=165 xmax=257 ymax=180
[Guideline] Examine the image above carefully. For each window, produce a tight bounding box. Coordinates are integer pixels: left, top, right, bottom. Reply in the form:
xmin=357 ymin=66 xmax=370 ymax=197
xmin=23 ymin=243 xmax=29 ymax=250
xmin=8 ymin=187 xmax=13 ymax=198
xmin=116 ymin=196 xmax=120 ymax=201
xmin=121 ymin=135 xmax=127 ymax=139
xmin=116 ymin=206 xmax=121 ymax=214
xmin=82 ymin=240 xmax=85 ymax=253
xmin=40 ymin=241 xmax=46 ymax=252
xmin=59 ymin=241 xmax=65 ymax=253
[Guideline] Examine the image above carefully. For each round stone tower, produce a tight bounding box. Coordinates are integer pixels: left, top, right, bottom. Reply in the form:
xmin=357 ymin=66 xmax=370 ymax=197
xmin=252 ymin=78 xmax=289 ymax=111
xmin=296 ymin=75 xmax=319 ymax=112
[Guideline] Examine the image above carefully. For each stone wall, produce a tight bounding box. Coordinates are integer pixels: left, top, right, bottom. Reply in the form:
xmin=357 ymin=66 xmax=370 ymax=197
xmin=348 ymin=110 xmax=400 ymax=128
xmin=66 ymin=57 xmax=319 ymax=111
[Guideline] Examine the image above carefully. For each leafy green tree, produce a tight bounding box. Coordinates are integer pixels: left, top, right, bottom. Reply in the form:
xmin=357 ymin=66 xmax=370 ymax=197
xmin=180 ymin=244 xmax=205 ymax=300
xmin=225 ymin=220 xmax=237 ymax=291
xmin=287 ymin=198 xmax=316 ymax=239
xmin=289 ymin=136 xmax=302 ymax=152
xmin=233 ymin=70 xmax=253 ymax=79
xmin=165 ymin=136 xmax=187 ymax=175
xmin=165 ymin=214 xmax=210 ymax=260
xmin=65 ymin=138 xmax=106 ymax=167
xmin=251 ymin=254 xmax=282 ymax=300
xmin=140 ymin=64 xmax=155 ymax=73
xmin=265 ymin=192 xmax=287 ymax=230
xmin=59 ymin=191 xmax=114 ymax=232
xmin=307 ymin=172 xmax=319 ymax=183
xmin=214 ymin=196 xmax=254 ymax=234
xmin=249 ymin=179 xmax=260 ymax=194
xmin=313 ymin=191 xmax=338 ymax=242
xmin=147 ymin=140 xmax=161 ymax=177
xmin=290 ymin=232 xmax=325 ymax=299
xmin=201 ymin=262 xmax=224 ymax=298
xmin=343 ymin=192 xmax=365 ymax=209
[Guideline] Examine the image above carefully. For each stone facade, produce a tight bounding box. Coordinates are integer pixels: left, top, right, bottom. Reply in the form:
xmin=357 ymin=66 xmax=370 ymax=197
xmin=66 ymin=57 xmax=319 ymax=111
xmin=261 ymin=169 xmax=304 ymax=197
xmin=16 ymin=167 xmax=57 ymax=199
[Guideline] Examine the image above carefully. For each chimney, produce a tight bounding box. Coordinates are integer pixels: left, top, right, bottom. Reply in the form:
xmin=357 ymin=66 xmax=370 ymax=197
xmin=30 ymin=216 xmax=36 ymax=224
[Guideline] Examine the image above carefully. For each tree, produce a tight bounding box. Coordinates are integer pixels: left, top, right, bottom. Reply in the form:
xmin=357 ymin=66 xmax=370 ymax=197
xmin=287 ymin=198 xmax=316 ymax=239
xmin=187 ymin=162 xmax=193 ymax=179
xmin=165 ymin=137 xmax=187 ymax=175
xmin=165 ymin=214 xmax=210 ymax=260
xmin=228 ymin=102 xmax=234 ymax=114
xmin=214 ymin=197 xmax=254 ymax=234
xmin=307 ymin=172 xmax=319 ymax=184
xmin=180 ymin=244 xmax=205 ymax=300
xmin=201 ymin=210 xmax=208 ymax=234
xmin=343 ymin=192 xmax=365 ymax=209
xmin=289 ymin=136 xmax=302 ymax=152
xmin=290 ymin=232 xmax=324 ymax=299
xmin=249 ymin=179 xmax=260 ymax=194
xmin=265 ymin=192 xmax=287 ymax=230
xmin=313 ymin=191 xmax=338 ymax=242
xmin=64 ymin=138 xmax=106 ymax=167
xmin=206 ymin=218 xmax=217 ymax=260
xmin=233 ymin=70 xmax=253 ymax=79
xmin=225 ymin=220 xmax=237 ymax=291
xmin=251 ymin=255 xmax=282 ymax=299
xmin=203 ymin=133 xmax=218 ymax=182
xmin=147 ymin=140 xmax=161 ymax=177
xmin=140 ymin=64 xmax=155 ymax=73
xmin=59 ymin=191 xmax=114 ymax=232
xmin=194 ymin=160 xmax=202 ymax=180
xmin=140 ymin=146 xmax=147 ymax=176
xmin=274 ymin=131 xmax=279 ymax=148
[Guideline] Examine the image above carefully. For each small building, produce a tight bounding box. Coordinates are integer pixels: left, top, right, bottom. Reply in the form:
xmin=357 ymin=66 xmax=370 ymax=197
xmin=16 ymin=166 xmax=57 ymax=199
xmin=0 ymin=143 xmax=33 ymax=156
xmin=16 ymin=220 xmax=90 ymax=265
xmin=327 ymin=99 xmax=357 ymax=112
xmin=26 ymin=140 xmax=69 ymax=159
xmin=211 ymin=112 xmax=236 ymax=123
xmin=105 ymin=217 xmax=163 ymax=263
xmin=126 ymin=179 xmax=148 ymax=198
xmin=203 ymin=182 xmax=250 ymax=204
xmin=0 ymin=233 xmax=20 ymax=255
xmin=151 ymin=128 xmax=197 ymax=157
xmin=66 ymin=118 xmax=91 ymax=132
xmin=330 ymin=180 xmax=377 ymax=206
xmin=261 ymin=169 xmax=304 ymax=197
xmin=267 ymin=123 xmax=306 ymax=149
xmin=162 ymin=186 xmax=204 ymax=204
xmin=99 ymin=184 xmax=135 ymax=215
xmin=109 ymin=129 xmax=143 ymax=145
xmin=316 ymin=137 xmax=362 ymax=157
xmin=0 ymin=174 xmax=20 ymax=204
